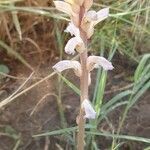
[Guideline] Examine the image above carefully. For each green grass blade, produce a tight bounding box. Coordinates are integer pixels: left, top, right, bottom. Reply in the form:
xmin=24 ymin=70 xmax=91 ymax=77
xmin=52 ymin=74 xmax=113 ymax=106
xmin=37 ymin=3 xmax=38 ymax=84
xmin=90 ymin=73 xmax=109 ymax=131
xmin=0 ymin=0 xmax=22 ymax=4
xmin=0 ymin=5 xmax=69 ymax=21
xmin=101 ymin=90 xmax=132 ymax=114
xmin=58 ymin=74 xmax=80 ymax=95
xmin=10 ymin=3 xmax=22 ymax=40
xmin=33 ymin=124 xmax=94 ymax=137
xmin=100 ymin=101 xmax=128 ymax=122
xmin=134 ymin=54 xmax=150 ymax=81
xmin=86 ymin=131 xmax=150 ymax=144
xmin=95 ymin=71 xmax=107 ymax=117
xmin=144 ymin=146 xmax=150 ymax=150
xmin=130 ymin=79 xmax=150 ymax=107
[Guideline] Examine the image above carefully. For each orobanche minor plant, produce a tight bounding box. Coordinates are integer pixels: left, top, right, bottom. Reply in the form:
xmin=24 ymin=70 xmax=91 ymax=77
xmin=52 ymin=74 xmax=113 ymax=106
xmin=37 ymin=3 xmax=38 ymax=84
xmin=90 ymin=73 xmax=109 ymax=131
xmin=52 ymin=0 xmax=114 ymax=149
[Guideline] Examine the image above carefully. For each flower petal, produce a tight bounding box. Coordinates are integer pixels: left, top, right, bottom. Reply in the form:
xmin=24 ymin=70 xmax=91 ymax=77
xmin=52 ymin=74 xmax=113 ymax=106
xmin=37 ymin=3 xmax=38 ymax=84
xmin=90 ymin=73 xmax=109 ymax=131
xmin=64 ymin=22 xmax=80 ymax=37
xmin=52 ymin=60 xmax=82 ymax=76
xmin=65 ymin=37 xmax=84 ymax=55
xmin=94 ymin=7 xmax=109 ymax=25
xmin=85 ymin=10 xmax=97 ymax=21
xmin=81 ymin=99 xmax=96 ymax=119
xmin=88 ymin=73 xmax=91 ymax=86
xmin=54 ymin=1 xmax=73 ymax=15
xmin=87 ymin=56 xmax=114 ymax=71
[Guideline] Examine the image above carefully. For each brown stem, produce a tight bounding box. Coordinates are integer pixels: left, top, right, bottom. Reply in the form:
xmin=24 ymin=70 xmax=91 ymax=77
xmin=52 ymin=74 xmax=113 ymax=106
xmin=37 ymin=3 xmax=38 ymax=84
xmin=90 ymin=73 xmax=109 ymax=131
xmin=77 ymin=30 xmax=89 ymax=149
xmin=77 ymin=5 xmax=89 ymax=150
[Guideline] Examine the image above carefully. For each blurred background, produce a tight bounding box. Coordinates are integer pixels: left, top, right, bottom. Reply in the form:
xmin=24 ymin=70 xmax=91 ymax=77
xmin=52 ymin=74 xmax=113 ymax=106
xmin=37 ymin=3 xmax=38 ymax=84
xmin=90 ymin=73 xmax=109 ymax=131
xmin=0 ymin=0 xmax=150 ymax=150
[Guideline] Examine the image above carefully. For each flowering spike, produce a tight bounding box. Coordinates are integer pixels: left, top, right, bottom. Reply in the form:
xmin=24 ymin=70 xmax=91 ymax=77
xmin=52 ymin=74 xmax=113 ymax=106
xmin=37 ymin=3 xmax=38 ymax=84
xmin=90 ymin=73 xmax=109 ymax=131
xmin=53 ymin=0 xmax=114 ymax=149
xmin=52 ymin=60 xmax=82 ymax=76
xmin=81 ymin=99 xmax=96 ymax=119
xmin=87 ymin=56 xmax=114 ymax=71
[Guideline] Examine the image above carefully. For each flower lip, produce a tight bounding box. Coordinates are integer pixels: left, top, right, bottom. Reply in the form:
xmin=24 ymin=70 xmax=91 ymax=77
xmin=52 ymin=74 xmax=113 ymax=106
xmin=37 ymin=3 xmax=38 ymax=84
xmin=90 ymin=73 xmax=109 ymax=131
xmin=65 ymin=36 xmax=84 ymax=55
xmin=64 ymin=22 xmax=80 ymax=37
xmin=52 ymin=60 xmax=82 ymax=76
xmin=87 ymin=56 xmax=114 ymax=71
xmin=81 ymin=99 xmax=96 ymax=119
xmin=94 ymin=7 xmax=109 ymax=25
xmin=64 ymin=22 xmax=85 ymax=55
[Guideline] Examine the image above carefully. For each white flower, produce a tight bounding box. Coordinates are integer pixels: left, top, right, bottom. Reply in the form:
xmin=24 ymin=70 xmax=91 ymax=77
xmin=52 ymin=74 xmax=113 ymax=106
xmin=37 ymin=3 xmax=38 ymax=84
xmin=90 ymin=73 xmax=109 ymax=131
xmin=64 ymin=22 xmax=85 ymax=55
xmin=92 ymin=8 xmax=109 ymax=26
xmin=87 ymin=56 xmax=114 ymax=71
xmin=64 ymin=22 xmax=80 ymax=37
xmin=81 ymin=99 xmax=96 ymax=119
xmin=52 ymin=60 xmax=82 ymax=76
xmin=54 ymin=0 xmax=80 ymax=26
xmin=81 ymin=7 xmax=109 ymax=38
xmin=65 ymin=36 xmax=85 ymax=55
xmin=85 ymin=10 xmax=97 ymax=21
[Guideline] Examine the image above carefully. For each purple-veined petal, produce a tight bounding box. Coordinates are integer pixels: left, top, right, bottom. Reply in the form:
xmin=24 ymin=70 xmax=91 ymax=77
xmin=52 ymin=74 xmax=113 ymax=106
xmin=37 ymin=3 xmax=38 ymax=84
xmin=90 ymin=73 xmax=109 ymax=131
xmin=65 ymin=37 xmax=83 ymax=55
xmin=52 ymin=60 xmax=82 ymax=76
xmin=94 ymin=7 xmax=109 ymax=25
xmin=64 ymin=22 xmax=80 ymax=37
xmin=81 ymin=99 xmax=96 ymax=119
xmin=87 ymin=56 xmax=114 ymax=71
xmin=54 ymin=1 xmax=73 ymax=15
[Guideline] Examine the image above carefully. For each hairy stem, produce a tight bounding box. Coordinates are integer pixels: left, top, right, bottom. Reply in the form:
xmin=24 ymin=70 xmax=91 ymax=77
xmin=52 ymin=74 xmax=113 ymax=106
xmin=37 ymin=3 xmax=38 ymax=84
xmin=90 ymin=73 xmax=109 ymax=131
xmin=77 ymin=5 xmax=89 ymax=150
xmin=77 ymin=30 xmax=89 ymax=149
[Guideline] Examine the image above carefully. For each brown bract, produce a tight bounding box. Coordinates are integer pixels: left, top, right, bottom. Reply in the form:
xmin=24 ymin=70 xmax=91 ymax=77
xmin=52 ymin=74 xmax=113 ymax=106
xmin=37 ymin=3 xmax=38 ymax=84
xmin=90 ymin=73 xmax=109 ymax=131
xmin=83 ymin=0 xmax=93 ymax=11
